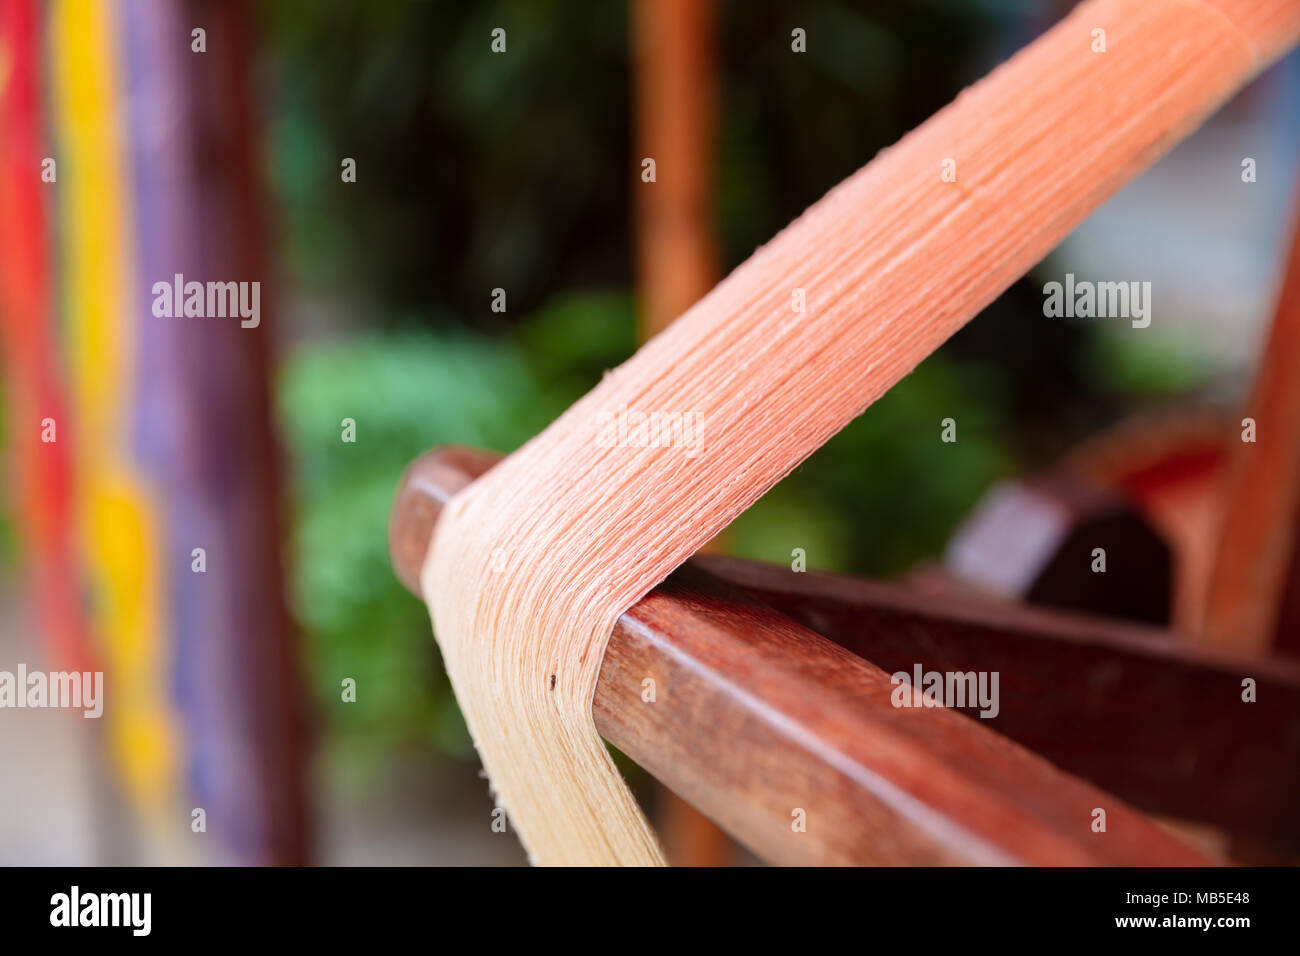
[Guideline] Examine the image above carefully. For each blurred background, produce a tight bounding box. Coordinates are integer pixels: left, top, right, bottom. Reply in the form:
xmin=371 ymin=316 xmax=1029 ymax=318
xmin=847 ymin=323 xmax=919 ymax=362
xmin=1 ymin=0 xmax=1298 ymax=865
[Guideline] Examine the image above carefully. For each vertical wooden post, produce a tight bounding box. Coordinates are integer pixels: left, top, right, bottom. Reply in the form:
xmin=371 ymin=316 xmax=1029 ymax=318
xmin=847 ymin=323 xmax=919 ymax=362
xmin=1202 ymin=172 xmax=1300 ymax=656
xmin=633 ymin=0 xmax=720 ymax=338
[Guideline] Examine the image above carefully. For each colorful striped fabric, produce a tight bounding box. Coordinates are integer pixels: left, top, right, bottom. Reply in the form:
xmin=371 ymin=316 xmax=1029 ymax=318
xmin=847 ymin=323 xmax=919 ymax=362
xmin=47 ymin=0 xmax=179 ymax=824
xmin=1 ymin=0 xmax=308 ymax=863
xmin=0 ymin=0 xmax=91 ymax=675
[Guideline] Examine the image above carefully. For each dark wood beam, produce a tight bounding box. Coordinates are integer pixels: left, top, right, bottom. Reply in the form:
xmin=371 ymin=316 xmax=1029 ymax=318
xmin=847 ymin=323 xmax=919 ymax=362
xmin=702 ymin=554 xmax=1300 ymax=849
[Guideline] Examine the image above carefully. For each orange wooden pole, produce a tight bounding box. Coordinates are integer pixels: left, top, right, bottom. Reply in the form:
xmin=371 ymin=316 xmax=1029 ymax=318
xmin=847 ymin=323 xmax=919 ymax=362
xmin=633 ymin=0 xmax=720 ymax=338
xmin=1201 ymin=171 xmax=1300 ymax=656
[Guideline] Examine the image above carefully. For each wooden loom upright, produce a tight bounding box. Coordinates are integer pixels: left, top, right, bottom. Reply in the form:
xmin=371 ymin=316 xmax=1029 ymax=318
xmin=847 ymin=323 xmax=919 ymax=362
xmin=392 ymin=0 xmax=1300 ymax=865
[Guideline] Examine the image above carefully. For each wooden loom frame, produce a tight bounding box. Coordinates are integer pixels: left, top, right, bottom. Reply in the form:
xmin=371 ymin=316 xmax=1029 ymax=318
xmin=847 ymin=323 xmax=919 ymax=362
xmin=389 ymin=3 xmax=1300 ymax=865
xmin=388 ymin=411 xmax=1300 ymax=865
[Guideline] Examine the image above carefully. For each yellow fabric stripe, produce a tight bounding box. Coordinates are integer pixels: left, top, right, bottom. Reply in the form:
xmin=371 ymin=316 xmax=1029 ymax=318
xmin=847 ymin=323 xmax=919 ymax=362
xmin=49 ymin=0 xmax=175 ymax=812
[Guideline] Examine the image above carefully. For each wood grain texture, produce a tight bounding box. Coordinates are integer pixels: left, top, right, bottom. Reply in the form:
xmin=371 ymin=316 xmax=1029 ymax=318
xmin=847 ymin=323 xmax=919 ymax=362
xmin=700 ymin=554 xmax=1300 ymax=849
xmin=599 ymin=564 xmax=1215 ymax=865
xmin=393 ymin=447 xmax=1218 ymax=864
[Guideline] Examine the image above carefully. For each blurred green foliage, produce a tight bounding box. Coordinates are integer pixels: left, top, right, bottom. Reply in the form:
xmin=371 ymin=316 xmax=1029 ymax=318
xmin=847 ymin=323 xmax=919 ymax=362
xmin=264 ymin=0 xmax=634 ymax=322
xmin=261 ymin=0 xmax=1025 ymax=327
xmin=1087 ymin=325 xmax=1215 ymax=399
xmin=278 ymin=325 xmax=553 ymax=756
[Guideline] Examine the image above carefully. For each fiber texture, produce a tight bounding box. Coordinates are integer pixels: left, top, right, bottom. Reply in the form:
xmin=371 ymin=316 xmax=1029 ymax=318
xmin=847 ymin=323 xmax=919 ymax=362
xmin=422 ymin=0 xmax=1300 ymax=865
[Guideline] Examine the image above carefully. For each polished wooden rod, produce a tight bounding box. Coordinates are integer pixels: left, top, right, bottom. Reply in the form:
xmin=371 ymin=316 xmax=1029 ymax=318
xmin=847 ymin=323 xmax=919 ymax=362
xmin=390 ymin=446 xmax=1215 ymax=865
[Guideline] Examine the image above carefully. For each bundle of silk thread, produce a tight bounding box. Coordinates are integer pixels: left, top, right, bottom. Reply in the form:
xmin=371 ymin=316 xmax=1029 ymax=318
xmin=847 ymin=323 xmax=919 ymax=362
xmin=421 ymin=0 xmax=1300 ymax=865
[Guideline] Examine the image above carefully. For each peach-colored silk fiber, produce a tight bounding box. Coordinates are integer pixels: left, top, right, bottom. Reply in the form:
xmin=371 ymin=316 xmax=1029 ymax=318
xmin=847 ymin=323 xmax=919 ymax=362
xmin=421 ymin=0 xmax=1300 ymax=865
